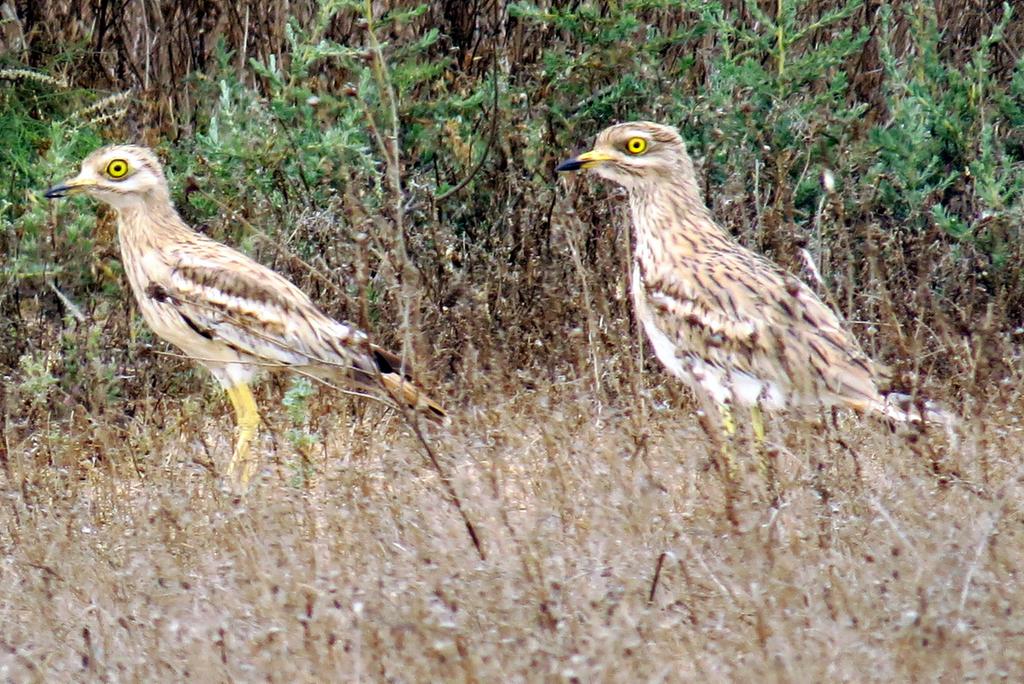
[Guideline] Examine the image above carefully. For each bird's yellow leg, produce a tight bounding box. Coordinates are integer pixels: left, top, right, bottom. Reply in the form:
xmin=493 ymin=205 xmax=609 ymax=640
xmin=720 ymin=402 xmax=737 ymax=436
xmin=705 ymin=401 xmax=740 ymax=528
xmin=225 ymin=383 xmax=261 ymax=490
xmin=718 ymin=402 xmax=739 ymax=480
xmin=750 ymin=404 xmax=778 ymax=501
xmin=751 ymin=404 xmax=765 ymax=444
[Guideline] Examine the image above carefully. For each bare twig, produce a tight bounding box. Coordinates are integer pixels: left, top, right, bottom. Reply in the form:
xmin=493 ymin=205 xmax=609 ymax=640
xmin=435 ymin=36 xmax=500 ymax=203
xmin=46 ymin=280 xmax=86 ymax=323
xmin=356 ymin=6 xmax=481 ymax=559
xmin=407 ymin=415 xmax=485 ymax=561
xmin=365 ymin=340 xmax=485 ymax=561
xmin=648 ymin=551 xmax=669 ymax=603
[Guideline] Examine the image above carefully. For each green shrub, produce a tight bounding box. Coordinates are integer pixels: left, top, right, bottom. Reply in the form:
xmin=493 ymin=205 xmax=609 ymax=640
xmin=865 ymin=2 xmax=1023 ymax=252
xmin=5 ymin=0 xmax=1024 ymax=424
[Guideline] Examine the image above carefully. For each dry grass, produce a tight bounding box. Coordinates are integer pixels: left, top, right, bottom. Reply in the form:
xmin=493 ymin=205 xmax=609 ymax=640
xmin=3 ymin=376 xmax=1023 ymax=681
xmin=5 ymin=1 xmax=1024 ymax=679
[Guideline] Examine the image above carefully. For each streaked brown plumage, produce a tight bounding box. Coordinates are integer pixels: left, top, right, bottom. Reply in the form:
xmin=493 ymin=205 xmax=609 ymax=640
xmin=557 ymin=121 xmax=950 ymax=426
xmin=45 ymin=145 xmax=445 ymax=488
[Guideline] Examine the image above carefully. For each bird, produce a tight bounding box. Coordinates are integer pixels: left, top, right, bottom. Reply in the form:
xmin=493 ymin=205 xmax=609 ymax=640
xmin=555 ymin=121 xmax=952 ymax=443
xmin=45 ymin=144 xmax=445 ymax=489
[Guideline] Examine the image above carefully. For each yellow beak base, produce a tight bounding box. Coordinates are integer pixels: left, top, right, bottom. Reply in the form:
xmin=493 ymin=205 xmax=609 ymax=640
xmin=555 ymin=149 xmax=615 ymax=172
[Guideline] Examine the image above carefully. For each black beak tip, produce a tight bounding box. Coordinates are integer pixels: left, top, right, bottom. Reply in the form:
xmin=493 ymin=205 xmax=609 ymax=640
xmin=44 ymin=185 xmax=70 ymax=199
xmin=555 ymin=158 xmax=584 ymax=173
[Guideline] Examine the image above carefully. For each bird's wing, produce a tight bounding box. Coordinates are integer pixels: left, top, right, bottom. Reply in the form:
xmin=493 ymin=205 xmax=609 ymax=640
xmin=155 ymin=239 xmax=368 ymax=374
xmin=641 ymin=249 xmax=881 ymax=408
xmin=153 ymin=238 xmax=447 ymax=422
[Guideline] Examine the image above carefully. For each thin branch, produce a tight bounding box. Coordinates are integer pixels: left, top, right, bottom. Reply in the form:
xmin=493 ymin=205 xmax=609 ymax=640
xmin=408 ymin=414 xmax=485 ymax=561
xmin=46 ymin=280 xmax=86 ymax=323
xmin=435 ymin=41 xmax=500 ymax=203
xmin=648 ymin=551 xmax=669 ymax=603
xmin=366 ymin=342 xmax=485 ymax=561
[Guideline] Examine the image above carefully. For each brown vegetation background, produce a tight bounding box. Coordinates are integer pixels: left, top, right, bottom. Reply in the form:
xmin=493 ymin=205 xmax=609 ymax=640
xmin=2 ymin=0 xmax=1023 ymax=680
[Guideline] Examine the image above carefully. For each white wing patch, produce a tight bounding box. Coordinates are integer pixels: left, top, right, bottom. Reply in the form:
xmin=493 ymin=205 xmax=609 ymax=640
xmin=641 ymin=309 xmax=787 ymax=408
xmin=636 ymin=265 xmax=788 ymax=409
xmin=639 ymin=309 xmax=688 ymax=379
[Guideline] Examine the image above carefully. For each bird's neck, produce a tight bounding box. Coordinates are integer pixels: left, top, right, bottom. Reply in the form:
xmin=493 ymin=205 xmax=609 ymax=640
xmin=115 ymin=198 xmax=196 ymax=252
xmin=113 ymin=198 xmax=198 ymax=308
xmin=628 ymin=174 xmax=731 ymax=269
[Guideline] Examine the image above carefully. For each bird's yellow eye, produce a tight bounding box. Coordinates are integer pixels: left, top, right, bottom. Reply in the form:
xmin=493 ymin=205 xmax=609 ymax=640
xmin=626 ymin=137 xmax=648 ymax=155
xmin=105 ymin=159 xmax=130 ymax=179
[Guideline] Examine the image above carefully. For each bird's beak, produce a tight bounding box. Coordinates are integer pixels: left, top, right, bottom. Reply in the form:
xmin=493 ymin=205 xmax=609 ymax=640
xmin=555 ymin=149 xmax=615 ymax=172
xmin=44 ymin=176 xmax=95 ymax=199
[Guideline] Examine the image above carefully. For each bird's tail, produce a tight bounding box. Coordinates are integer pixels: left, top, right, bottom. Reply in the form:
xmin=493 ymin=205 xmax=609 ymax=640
xmin=877 ymin=392 xmax=958 ymax=429
xmin=359 ymin=344 xmax=447 ymax=425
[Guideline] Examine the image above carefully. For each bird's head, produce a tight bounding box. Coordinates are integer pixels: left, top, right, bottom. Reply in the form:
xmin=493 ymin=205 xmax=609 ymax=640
xmin=44 ymin=145 xmax=169 ymax=209
xmin=555 ymin=121 xmax=693 ymax=190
